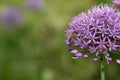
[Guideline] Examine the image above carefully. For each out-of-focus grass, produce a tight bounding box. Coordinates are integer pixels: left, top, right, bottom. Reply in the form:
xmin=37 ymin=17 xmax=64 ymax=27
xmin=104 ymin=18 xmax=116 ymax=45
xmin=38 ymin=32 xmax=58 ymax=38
xmin=0 ymin=0 xmax=120 ymax=80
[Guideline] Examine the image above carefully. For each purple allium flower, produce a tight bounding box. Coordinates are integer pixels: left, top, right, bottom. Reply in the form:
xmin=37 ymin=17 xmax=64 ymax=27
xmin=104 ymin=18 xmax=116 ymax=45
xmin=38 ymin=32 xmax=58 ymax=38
xmin=24 ymin=0 xmax=44 ymax=11
xmin=113 ymin=0 xmax=120 ymax=7
xmin=65 ymin=4 xmax=120 ymax=64
xmin=0 ymin=6 xmax=22 ymax=27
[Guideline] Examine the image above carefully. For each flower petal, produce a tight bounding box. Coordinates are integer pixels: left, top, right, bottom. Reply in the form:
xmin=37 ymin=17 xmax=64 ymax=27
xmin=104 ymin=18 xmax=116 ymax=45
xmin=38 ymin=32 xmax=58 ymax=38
xmin=116 ymin=59 xmax=120 ymax=64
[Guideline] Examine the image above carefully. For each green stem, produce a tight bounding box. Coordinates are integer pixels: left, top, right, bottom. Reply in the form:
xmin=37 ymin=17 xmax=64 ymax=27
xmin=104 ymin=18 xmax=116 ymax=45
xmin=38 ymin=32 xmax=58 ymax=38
xmin=101 ymin=56 xmax=105 ymax=80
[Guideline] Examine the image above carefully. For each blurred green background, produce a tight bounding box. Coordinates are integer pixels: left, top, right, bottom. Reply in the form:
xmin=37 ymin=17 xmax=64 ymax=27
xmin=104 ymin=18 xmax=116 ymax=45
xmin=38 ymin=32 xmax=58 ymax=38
xmin=0 ymin=0 xmax=120 ymax=80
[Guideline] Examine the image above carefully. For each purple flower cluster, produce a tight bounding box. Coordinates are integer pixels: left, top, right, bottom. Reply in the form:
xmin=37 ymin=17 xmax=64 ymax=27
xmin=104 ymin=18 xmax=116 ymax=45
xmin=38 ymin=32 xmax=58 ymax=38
xmin=113 ymin=0 xmax=120 ymax=7
xmin=24 ymin=0 xmax=44 ymax=11
xmin=0 ymin=6 xmax=22 ymax=27
xmin=65 ymin=4 xmax=120 ymax=64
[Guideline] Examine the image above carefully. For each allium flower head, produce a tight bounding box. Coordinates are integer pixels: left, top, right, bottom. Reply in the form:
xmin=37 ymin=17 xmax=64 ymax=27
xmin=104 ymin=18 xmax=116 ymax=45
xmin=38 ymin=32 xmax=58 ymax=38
xmin=113 ymin=0 xmax=120 ymax=7
xmin=24 ymin=0 xmax=44 ymax=11
xmin=65 ymin=4 xmax=120 ymax=64
xmin=0 ymin=6 xmax=22 ymax=27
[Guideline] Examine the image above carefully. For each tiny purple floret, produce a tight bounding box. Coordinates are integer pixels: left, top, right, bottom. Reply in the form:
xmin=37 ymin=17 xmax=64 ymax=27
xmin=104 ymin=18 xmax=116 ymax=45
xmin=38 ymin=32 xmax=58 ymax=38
xmin=93 ymin=58 xmax=98 ymax=62
xmin=69 ymin=49 xmax=78 ymax=54
xmin=76 ymin=52 xmax=82 ymax=57
xmin=83 ymin=54 xmax=88 ymax=59
xmin=116 ymin=60 xmax=120 ymax=64
xmin=107 ymin=57 xmax=112 ymax=62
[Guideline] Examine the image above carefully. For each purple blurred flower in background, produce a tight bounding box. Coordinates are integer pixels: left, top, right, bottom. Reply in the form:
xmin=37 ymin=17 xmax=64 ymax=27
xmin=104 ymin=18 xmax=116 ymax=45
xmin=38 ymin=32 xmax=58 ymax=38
xmin=0 ymin=6 xmax=22 ymax=27
xmin=24 ymin=0 xmax=44 ymax=11
xmin=65 ymin=4 xmax=120 ymax=64
xmin=113 ymin=0 xmax=120 ymax=7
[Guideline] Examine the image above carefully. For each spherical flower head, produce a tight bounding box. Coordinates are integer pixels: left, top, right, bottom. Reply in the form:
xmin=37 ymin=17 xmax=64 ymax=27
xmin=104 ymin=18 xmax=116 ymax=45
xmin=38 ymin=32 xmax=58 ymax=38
xmin=113 ymin=0 xmax=120 ymax=7
xmin=0 ymin=6 xmax=22 ymax=27
xmin=24 ymin=0 xmax=44 ymax=11
xmin=65 ymin=4 xmax=120 ymax=64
